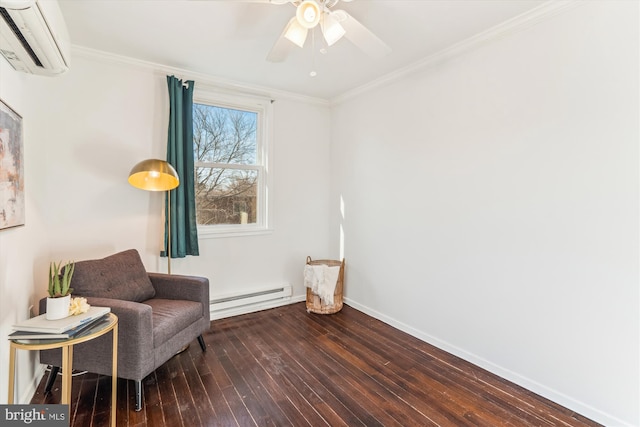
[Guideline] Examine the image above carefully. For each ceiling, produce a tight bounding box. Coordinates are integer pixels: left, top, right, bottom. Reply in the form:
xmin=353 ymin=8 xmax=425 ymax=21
xmin=57 ymin=0 xmax=547 ymax=100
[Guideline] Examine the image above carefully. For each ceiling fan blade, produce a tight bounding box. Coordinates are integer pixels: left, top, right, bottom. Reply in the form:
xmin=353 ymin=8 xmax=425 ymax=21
xmin=267 ymin=34 xmax=295 ymax=62
xmin=266 ymin=17 xmax=298 ymax=62
xmin=333 ymin=9 xmax=391 ymax=59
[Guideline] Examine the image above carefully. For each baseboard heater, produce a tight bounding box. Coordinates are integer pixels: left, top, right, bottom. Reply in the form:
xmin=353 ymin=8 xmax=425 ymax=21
xmin=209 ymin=283 xmax=293 ymax=320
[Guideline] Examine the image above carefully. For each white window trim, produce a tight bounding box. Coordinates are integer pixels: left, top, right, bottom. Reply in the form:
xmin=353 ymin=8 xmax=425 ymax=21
xmin=193 ymin=89 xmax=274 ymax=238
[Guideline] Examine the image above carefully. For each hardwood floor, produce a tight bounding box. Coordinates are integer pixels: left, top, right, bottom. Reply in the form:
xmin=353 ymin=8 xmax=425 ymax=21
xmin=31 ymin=302 xmax=601 ymax=427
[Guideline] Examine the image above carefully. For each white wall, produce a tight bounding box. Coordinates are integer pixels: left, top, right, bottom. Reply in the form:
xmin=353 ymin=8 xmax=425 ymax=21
xmin=0 ymin=56 xmax=51 ymax=404
xmin=0 ymin=53 xmax=331 ymax=402
xmin=330 ymin=2 xmax=638 ymax=426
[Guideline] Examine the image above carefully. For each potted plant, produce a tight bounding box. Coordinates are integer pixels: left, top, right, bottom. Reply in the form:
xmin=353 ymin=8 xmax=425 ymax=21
xmin=46 ymin=261 xmax=75 ymax=320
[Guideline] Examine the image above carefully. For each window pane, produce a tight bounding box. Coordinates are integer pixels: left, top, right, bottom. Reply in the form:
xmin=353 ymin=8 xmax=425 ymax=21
xmin=193 ymin=103 xmax=257 ymax=165
xmin=196 ymin=167 xmax=258 ymax=225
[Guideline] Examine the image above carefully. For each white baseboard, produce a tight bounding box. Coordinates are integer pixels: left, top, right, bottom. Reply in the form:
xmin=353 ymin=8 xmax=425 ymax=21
xmin=343 ymin=297 xmax=631 ymax=427
xmin=16 ymin=364 xmax=46 ymax=404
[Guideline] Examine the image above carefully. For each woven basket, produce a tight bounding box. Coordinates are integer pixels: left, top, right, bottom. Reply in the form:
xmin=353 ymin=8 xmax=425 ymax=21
xmin=305 ymin=256 xmax=345 ymax=314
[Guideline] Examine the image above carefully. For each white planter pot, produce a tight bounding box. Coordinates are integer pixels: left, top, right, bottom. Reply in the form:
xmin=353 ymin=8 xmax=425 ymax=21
xmin=46 ymin=295 xmax=71 ymax=320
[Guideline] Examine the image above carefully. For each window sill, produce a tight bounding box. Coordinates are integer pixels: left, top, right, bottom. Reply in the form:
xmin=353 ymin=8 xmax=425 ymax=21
xmin=197 ymin=226 xmax=274 ymax=239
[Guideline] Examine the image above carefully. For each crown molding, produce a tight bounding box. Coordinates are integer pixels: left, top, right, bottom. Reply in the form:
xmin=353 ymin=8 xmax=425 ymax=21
xmin=71 ymin=45 xmax=331 ymax=107
xmin=330 ymin=0 xmax=580 ymax=106
xmin=72 ymin=1 xmax=579 ymax=108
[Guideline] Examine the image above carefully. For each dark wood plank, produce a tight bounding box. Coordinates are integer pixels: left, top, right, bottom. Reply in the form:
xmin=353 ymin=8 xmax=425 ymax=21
xmin=198 ymin=338 xmax=242 ymax=426
xmin=269 ymin=314 xmax=404 ymax=427
xmin=228 ymin=328 xmax=329 ymax=426
xmin=177 ymin=347 xmax=217 ymax=423
xmin=223 ymin=328 xmax=320 ymax=426
xmin=115 ymin=377 xmax=130 ymax=427
xmin=154 ymin=363 xmax=182 ymax=427
xmin=29 ymin=303 xmax=602 ymax=427
xmin=167 ymin=354 xmax=201 ymax=426
xmin=90 ymin=375 xmax=112 ymax=427
xmin=281 ymin=309 xmax=471 ymax=425
xmin=217 ymin=323 xmax=301 ymax=426
xmin=143 ymin=373 xmax=165 ymax=427
xmin=253 ymin=315 xmax=361 ymax=426
xmin=209 ymin=330 xmax=261 ymax=427
xmin=71 ymin=373 xmax=97 ymax=427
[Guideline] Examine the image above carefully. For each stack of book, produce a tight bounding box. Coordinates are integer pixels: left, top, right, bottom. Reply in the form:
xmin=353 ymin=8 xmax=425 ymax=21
xmin=9 ymin=306 xmax=111 ymax=340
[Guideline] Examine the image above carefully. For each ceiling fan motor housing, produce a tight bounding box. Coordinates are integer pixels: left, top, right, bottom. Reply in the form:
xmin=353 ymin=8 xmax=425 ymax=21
xmin=296 ymin=0 xmax=321 ymax=28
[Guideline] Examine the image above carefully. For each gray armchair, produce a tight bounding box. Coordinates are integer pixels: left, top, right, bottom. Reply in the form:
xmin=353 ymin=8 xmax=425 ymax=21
xmin=39 ymin=249 xmax=210 ymax=411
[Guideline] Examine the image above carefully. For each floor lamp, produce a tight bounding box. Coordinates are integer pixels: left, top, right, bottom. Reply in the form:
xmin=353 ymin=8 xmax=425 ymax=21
xmin=128 ymin=159 xmax=180 ymax=274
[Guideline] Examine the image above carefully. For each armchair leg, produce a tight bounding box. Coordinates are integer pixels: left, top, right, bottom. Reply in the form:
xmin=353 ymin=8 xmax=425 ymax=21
xmin=197 ymin=335 xmax=206 ymax=352
xmin=44 ymin=366 xmax=60 ymax=394
xmin=135 ymin=380 xmax=143 ymax=412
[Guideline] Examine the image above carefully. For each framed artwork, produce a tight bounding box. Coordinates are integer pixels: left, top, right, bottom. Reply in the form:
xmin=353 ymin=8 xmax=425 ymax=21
xmin=0 ymin=99 xmax=24 ymax=230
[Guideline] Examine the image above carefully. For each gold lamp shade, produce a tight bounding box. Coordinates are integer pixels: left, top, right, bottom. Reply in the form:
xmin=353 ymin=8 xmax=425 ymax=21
xmin=128 ymin=159 xmax=179 ymax=191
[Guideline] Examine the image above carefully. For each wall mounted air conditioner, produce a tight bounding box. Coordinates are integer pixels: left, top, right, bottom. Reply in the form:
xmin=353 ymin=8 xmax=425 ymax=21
xmin=0 ymin=0 xmax=69 ymax=75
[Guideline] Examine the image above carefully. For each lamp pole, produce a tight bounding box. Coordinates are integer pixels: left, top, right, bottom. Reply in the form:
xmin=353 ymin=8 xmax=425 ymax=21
xmin=167 ymin=189 xmax=172 ymax=274
xmin=128 ymin=159 xmax=180 ymax=275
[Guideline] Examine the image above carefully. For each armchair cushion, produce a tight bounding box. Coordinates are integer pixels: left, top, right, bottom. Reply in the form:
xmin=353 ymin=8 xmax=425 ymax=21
xmin=69 ymin=249 xmax=156 ymax=302
xmin=144 ymin=298 xmax=203 ymax=347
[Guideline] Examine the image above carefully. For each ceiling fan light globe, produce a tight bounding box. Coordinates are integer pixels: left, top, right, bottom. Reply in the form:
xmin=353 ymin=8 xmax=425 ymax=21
xmin=321 ymin=13 xmax=346 ymax=46
xmin=296 ymin=0 xmax=321 ymax=29
xmin=284 ymin=17 xmax=308 ymax=47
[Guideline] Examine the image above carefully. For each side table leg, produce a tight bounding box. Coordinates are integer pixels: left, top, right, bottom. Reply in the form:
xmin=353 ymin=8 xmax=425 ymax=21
xmin=8 ymin=344 xmax=16 ymax=404
xmin=111 ymin=323 xmax=118 ymax=427
xmin=67 ymin=345 xmax=74 ymax=404
xmin=61 ymin=346 xmax=71 ymax=405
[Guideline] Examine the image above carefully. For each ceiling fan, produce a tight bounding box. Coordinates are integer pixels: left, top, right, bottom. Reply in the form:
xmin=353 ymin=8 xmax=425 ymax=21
xmin=265 ymin=0 xmax=391 ymax=63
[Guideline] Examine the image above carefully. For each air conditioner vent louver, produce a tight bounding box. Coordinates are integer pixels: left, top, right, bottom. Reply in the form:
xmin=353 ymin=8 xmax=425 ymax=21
xmin=0 ymin=0 xmax=69 ymax=76
xmin=0 ymin=7 xmax=43 ymax=67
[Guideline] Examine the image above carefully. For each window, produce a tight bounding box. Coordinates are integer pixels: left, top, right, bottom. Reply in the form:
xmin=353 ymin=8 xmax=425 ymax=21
xmin=193 ymin=90 xmax=271 ymax=236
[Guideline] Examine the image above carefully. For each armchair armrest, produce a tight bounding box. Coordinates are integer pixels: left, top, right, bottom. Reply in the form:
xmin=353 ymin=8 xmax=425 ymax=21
xmin=38 ymin=296 xmax=155 ymax=380
xmin=39 ymin=297 xmax=153 ymax=351
xmin=148 ymin=273 xmax=210 ymax=316
xmin=83 ymin=297 xmax=153 ymax=348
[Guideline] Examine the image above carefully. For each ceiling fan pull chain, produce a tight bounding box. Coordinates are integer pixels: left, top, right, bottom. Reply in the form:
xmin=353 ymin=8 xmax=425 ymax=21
xmin=310 ymin=28 xmax=317 ymax=77
xmin=319 ymin=10 xmax=329 ymax=55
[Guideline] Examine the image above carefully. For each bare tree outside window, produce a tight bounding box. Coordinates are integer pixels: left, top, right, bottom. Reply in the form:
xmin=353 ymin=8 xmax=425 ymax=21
xmin=194 ymin=103 xmax=260 ymax=225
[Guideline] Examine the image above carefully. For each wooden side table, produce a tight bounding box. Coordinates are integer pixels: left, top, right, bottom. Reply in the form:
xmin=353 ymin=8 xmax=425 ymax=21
xmin=8 ymin=313 xmax=118 ymax=427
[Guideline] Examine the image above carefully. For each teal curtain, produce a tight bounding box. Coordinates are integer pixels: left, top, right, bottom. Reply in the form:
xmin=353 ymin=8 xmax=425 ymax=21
xmin=164 ymin=75 xmax=199 ymax=258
